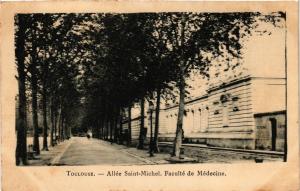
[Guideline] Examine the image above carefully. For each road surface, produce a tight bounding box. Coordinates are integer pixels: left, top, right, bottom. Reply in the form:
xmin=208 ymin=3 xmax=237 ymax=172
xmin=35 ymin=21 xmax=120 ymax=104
xmin=55 ymin=137 xmax=148 ymax=165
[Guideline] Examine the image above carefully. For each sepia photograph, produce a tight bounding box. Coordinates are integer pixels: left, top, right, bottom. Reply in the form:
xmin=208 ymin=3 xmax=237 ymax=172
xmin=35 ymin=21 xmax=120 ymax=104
xmin=14 ymin=12 xmax=287 ymax=166
xmin=1 ymin=1 xmax=298 ymax=191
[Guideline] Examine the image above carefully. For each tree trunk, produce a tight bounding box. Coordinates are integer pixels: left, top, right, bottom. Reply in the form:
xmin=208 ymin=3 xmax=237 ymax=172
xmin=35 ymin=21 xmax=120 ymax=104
xmin=172 ymin=15 xmax=187 ymax=158
xmin=54 ymin=110 xmax=58 ymax=145
xmin=105 ymin=117 xmax=109 ymax=140
xmin=153 ymin=88 xmax=161 ymax=153
xmin=31 ymin=63 xmax=40 ymax=154
xmin=15 ymin=16 xmax=28 ymax=165
xmin=62 ymin=117 xmax=66 ymax=141
xmin=109 ymin=117 xmax=113 ymax=143
xmin=94 ymin=121 xmax=98 ymax=138
xmin=59 ymin=112 xmax=64 ymax=141
xmin=99 ymin=118 xmax=102 ymax=139
xmin=64 ymin=119 xmax=69 ymax=139
xmin=50 ymin=98 xmax=54 ymax=146
xmin=68 ymin=123 xmax=71 ymax=139
xmin=57 ymin=109 xmax=62 ymax=142
xmin=137 ymin=98 xmax=145 ymax=149
xmin=61 ymin=118 xmax=64 ymax=141
xmin=101 ymin=118 xmax=105 ymax=139
xmin=16 ymin=88 xmax=28 ymax=165
xmin=119 ymin=109 xmax=123 ymax=144
xmin=114 ymin=115 xmax=118 ymax=143
xmin=172 ymin=73 xmax=185 ymax=157
xmin=41 ymin=87 xmax=49 ymax=151
xmin=127 ymin=106 xmax=132 ymax=146
xmin=114 ymin=106 xmax=119 ymax=143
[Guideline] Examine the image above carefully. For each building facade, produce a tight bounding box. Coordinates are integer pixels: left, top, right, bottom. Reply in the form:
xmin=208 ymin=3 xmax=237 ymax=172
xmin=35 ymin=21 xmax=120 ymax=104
xmin=123 ymin=19 xmax=286 ymax=152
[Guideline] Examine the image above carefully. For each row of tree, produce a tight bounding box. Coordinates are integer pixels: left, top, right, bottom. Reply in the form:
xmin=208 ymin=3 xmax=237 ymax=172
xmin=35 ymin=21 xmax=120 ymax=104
xmin=15 ymin=12 xmax=285 ymax=165
xmin=79 ymin=12 xmax=284 ymax=157
xmin=15 ymin=14 xmax=85 ymax=165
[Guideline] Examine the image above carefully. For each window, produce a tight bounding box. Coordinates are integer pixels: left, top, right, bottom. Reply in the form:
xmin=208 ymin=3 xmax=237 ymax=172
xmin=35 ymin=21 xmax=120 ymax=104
xmin=220 ymin=94 xmax=230 ymax=127
xmin=198 ymin=108 xmax=202 ymax=131
xmin=184 ymin=110 xmax=187 ymax=116
xmin=222 ymin=103 xmax=229 ymax=127
xmin=204 ymin=107 xmax=209 ymax=130
xmin=232 ymin=96 xmax=239 ymax=112
xmin=213 ymin=100 xmax=219 ymax=115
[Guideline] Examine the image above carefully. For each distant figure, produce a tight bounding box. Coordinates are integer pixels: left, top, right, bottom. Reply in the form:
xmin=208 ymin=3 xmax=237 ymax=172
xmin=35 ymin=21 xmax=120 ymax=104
xmin=86 ymin=129 xmax=92 ymax=139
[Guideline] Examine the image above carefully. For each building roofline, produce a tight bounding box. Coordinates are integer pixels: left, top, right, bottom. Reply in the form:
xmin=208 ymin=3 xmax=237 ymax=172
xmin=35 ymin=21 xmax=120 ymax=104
xmin=164 ymin=94 xmax=208 ymax=110
xmin=207 ymin=75 xmax=251 ymax=93
xmin=123 ymin=116 xmax=145 ymax=123
xmin=161 ymin=76 xmax=286 ymax=111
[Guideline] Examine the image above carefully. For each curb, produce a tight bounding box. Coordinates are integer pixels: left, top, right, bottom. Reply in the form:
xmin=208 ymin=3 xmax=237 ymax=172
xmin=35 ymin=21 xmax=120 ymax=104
xmin=49 ymin=138 xmax=73 ymax=165
xmin=119 ymin=149 xmax=158 ymax=165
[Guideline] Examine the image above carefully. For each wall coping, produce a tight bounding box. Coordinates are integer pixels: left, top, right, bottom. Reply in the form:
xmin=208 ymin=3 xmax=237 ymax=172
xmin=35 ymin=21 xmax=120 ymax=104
xmin=254 ymin=110 xmax=286 ymax=117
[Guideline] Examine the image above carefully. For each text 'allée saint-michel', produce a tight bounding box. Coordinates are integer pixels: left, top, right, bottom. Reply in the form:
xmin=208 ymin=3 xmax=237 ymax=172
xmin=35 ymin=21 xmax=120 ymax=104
xmin=66 ymin=170 xmax=226 ymax=177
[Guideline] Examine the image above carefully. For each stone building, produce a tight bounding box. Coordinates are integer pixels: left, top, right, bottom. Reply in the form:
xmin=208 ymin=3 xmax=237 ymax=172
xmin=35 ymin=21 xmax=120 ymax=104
xmin=123 ymin=19 xmax=286 ymax=152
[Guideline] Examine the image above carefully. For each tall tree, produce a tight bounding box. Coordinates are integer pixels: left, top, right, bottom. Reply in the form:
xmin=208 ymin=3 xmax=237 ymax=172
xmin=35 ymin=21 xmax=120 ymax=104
xmin=166 ymin=13 xmax=257 ymax=157
xmin=15 ymin=14 xmax=29 ymax=165
xmin=156 ymin=12 xmax=284 ymax=157
xmin=137 ymin=98 xmax=145 ymax=149
xmin=26 ymin=17 xmax=41 ymax=155
xmin=29 ymin=49 xmax=40 ymax=154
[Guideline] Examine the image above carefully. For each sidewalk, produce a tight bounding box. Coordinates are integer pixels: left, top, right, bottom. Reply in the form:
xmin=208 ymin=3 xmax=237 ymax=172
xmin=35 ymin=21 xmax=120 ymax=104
xmin=98 ymin=140 xmax=171 ymax=165
xmin=100 ymin=140 xmax=284 ymax=164
xmin=28 ymin=139 xmax=72 ymax=166
xmin=27 ymin=137 xmax=171 ymax=166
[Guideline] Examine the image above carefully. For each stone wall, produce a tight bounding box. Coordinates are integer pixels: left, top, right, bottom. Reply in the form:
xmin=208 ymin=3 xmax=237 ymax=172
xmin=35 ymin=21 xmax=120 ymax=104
xmin=254 ymin=111 xmax=286 ymax=152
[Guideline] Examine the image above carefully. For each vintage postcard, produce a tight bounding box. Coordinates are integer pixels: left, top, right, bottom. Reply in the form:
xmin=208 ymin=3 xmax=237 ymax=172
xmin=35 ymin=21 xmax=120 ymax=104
xmin=0 ymin=1 xmax=298 ymax=191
